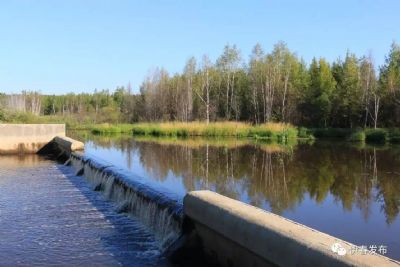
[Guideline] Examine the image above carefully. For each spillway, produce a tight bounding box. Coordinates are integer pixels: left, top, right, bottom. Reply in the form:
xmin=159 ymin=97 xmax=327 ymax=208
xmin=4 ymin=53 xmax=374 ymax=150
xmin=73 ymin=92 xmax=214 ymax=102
xmin=69 ymin=153 xmax=184 ymax=251
xmin=0 ymin=155 xmax=170 ymax=267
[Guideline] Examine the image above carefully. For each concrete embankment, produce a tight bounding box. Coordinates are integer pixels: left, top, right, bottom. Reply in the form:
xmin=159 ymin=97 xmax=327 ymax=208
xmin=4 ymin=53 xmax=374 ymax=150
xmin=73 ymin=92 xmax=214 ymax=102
xmin=0 ymin=124 xmax=66 ymax=154
xmin=180 ymin=190 xmax=400 ymax=267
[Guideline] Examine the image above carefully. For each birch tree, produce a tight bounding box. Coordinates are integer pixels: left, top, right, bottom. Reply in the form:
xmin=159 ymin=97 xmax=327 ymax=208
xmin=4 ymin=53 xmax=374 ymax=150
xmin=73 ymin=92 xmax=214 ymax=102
xmin=183 ymin=57 xmax=196 ymax=121
xmin=359 ymin=55 xmax=377 ymax=128
xmin=196 ymin=55 xmax=212 ymax=124
xmin=216 ymin=44 xmax=241 ymax=120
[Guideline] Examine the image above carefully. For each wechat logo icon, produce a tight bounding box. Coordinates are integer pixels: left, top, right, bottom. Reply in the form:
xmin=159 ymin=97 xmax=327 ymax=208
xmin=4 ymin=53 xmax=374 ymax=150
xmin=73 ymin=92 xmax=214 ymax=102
xmin=331 ymin=243 xmax=347 ymax=256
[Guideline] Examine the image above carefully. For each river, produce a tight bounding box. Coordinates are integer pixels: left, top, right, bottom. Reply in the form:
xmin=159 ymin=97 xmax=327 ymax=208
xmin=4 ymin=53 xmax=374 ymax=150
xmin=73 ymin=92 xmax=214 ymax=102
xmin=69 ymin=131 xmax=400 ymax=261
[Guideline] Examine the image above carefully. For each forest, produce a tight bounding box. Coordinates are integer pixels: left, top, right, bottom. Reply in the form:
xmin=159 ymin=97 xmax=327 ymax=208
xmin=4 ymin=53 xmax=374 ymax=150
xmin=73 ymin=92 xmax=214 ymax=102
xmin=1 ymin=41 xmax=400 ymax=129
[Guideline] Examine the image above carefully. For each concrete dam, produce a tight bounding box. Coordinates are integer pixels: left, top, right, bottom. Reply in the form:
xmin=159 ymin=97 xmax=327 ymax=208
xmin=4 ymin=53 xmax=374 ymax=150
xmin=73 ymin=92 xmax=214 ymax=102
xmin=0 ymin=124 xmax=399 ymax=267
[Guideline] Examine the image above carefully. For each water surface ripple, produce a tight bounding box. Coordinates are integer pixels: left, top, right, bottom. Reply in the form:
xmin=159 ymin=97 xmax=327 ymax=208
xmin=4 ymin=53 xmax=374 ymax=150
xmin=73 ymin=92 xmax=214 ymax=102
xmin=0 ymin=155 xmax=165 ymax=267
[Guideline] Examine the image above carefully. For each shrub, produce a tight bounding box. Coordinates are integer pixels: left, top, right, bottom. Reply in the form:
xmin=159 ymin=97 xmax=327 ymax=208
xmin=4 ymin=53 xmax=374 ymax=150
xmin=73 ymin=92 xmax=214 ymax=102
xmin=388 ymin=128 xmax=400 ymax=143
xmin=297 ymin=127 xmax=315 ymax=139
xmin=365 ymin=128 xmax=388 ymax=143
xmin=311 ymin=128 xmax=353 ymax=139
xmin=348 ymin=129 xmax=366 ymax=142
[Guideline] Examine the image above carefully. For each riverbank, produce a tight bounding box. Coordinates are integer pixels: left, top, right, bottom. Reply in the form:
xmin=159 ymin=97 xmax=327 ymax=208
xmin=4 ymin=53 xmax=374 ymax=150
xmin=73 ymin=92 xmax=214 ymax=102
xmin=75 ymin=123 xmax=400 ymax=144
xmin=86 ymin=122 xmax=301 ymax=143
xmin=2 ymin=111 xmax=399 ymax=144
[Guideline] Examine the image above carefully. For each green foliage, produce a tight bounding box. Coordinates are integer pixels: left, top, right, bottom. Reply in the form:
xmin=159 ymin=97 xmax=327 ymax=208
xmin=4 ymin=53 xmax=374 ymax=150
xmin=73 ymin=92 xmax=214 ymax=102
xmin=311 ymin=128 xmax=353 ymax=139
xmin=303 ymin=58 xmax=336 ymax=126
xmin=86 ymin=122 xmax=302 ymax=144
xmin=1 ymin=41 xmax=400 ymax=131
xmin=365 ymin=129 xmax=389 ymax=143
xmin=0 ymin=109 xmax=5 ymax=122
xmin=331 ymin=53 xmax=363 ymax=128
xmin=297 ymin=127 xmax=315 ymax=139
xmin=379 ymin=42 xmax=400 ymax=126
xmin=348 ymin=129 xmax=366 ymax=142
xmin=90 ymin=124 xmax=135 ymax=134
xmin=388 ymin=128 xmax=400 ymax=143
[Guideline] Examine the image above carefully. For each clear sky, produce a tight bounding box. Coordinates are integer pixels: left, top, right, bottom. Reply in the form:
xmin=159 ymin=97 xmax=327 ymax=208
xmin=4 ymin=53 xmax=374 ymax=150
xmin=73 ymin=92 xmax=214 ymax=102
xmin=0 ymin=0 xmax=398 ymax=94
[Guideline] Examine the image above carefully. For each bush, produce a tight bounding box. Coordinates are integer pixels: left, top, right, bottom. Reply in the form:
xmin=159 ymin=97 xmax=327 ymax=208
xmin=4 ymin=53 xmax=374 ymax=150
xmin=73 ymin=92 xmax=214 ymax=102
xmin=388 ymin=128 xmax=400 ymax=143
xmin=348 ymin=129 xmax=366 ymax=142
xmin=365 ymin=128 xmax=388 ymax=143
xmin=297 ymin=127 xmax=314 ymax=139
xmin=311 ymin=128 xmax=353 ymax=139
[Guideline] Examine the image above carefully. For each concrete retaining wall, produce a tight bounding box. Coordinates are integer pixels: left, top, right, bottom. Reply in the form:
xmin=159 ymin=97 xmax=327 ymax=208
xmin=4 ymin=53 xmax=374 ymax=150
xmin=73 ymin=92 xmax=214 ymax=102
xmin=0 ymin=124 xmax=66 ymax=154
xmin=184 ymin=190 xmax=400 ymax=267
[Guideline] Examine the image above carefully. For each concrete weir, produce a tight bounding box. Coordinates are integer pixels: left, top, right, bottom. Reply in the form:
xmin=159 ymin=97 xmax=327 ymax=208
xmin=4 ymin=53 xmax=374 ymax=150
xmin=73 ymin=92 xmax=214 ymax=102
xmin=182 ymin=191 xmax=400 ymax=267
xmin=1 ymin=124 xmax=400 ymax=267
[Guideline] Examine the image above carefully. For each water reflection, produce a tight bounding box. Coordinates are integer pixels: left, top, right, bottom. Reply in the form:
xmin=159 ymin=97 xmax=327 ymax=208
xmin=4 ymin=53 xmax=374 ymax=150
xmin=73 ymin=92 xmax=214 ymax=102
xmin=70 ymin=132 xmax=400 ymax=259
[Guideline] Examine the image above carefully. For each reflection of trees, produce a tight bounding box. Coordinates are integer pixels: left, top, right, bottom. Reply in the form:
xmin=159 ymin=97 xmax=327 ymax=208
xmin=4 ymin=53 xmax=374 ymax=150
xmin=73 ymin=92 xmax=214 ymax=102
xmin=373 ymin=147 xmax=400 ymax=224
xmin=137 ymin=140 xmax=400 ymax=223
xmin=80 ymin=131 xmax=400 ymax=225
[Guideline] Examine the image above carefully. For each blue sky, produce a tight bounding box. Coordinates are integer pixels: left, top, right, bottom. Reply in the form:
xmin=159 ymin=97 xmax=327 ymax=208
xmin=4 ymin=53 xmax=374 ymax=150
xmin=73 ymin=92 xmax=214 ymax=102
xmin=0 ymin=0 xmax=398 ymax=94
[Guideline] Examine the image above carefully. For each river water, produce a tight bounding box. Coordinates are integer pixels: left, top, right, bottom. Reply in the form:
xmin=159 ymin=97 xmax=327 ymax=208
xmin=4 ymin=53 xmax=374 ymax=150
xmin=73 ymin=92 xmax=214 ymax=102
xmin=0 ymin=155 xmax=167 ymax=267
xmin=70 ymin=132 xmax=400 ymax=261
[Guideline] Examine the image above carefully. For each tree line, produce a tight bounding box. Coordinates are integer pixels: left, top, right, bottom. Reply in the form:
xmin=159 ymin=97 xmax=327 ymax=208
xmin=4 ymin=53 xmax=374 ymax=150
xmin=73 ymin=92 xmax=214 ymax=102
xmin=1 ymin=41 xmax=400 ymax=128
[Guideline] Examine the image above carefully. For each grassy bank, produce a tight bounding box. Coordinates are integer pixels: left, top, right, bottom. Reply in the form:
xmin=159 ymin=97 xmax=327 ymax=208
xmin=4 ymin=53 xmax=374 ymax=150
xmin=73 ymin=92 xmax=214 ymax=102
xmin=81 ymin=123 xmax=400 ymax=144
xmin=87 ymin=122 xmax=302 ymax=143
xmin=2 ymin=110 xmax=399 ymax=144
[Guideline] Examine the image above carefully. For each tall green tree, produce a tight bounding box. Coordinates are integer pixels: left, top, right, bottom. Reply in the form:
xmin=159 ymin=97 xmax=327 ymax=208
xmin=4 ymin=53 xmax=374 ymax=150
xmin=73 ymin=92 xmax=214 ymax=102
xmin=302 ymin=58 xmax=335 ymax=126
xmin=332 ymin=52 xmax=362 ymax=127
xmin=379 ymin=42 xmax=400 ymax=126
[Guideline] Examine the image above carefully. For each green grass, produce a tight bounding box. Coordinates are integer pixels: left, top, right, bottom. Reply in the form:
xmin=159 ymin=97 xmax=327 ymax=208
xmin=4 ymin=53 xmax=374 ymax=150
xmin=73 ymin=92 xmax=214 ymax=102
xmin=132 ymin=122 xmax=298 ymax=141
xmin=4 ymin=109 xmax=400 ymax=145
xmin=90 ymin=123 xmax=134 ymax=134
xmin=85 ymin=122 xmax=304 ymax=144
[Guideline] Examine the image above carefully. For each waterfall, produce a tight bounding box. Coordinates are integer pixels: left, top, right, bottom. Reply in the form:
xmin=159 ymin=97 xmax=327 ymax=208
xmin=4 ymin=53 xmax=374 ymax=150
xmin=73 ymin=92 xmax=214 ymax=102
xmin=69 ymin=153 xmax=183 ymax=251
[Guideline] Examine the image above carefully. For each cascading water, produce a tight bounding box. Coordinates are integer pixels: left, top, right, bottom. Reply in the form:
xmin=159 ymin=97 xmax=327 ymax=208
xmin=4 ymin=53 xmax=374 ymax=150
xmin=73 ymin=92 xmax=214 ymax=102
xmin=69 ymin=153 xmax=183 ymax=251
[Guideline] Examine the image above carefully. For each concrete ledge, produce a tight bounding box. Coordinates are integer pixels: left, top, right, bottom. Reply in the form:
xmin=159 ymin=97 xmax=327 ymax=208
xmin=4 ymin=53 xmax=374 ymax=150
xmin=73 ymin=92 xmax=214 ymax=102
xmin=53 ymin=136 xmax=84 ymax=153
xmin=38 ymin=136 xmax=84 ymax=160
xmin=0 ymin=124 xmax=65 ymax=154
xmin=184 ymin=190 xmax=400 ymax=267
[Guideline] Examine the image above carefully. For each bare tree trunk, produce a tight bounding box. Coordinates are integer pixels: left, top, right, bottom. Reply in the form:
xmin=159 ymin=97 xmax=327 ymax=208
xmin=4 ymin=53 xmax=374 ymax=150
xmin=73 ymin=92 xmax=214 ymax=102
xmin=187 ymin=76 xmax=193 ymax=122
xmin=252 ymin=84 xmax=259 ymax=124
xmin=205 ymin=143 xmax=209 ymax=188
xmin=226 ymin=73 xmax=230 ymax=120
xmin=230 ymin=73 xmax=235 ymax=120
xmin=282 ymin=71 xmax=290 ymax=122
xmin=206 ymin=69 xmax=210 ymax=124
xmin=373 ymin=95 xmax=380 ymax=129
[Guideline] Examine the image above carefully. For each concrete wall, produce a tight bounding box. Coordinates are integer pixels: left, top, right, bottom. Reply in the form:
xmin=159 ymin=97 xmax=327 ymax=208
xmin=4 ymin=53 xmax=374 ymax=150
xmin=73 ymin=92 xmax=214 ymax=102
xmin=184 ymin=190 xmax=400 ymax=267
xmin=0 ymin=124 xmax=65 ymax=154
